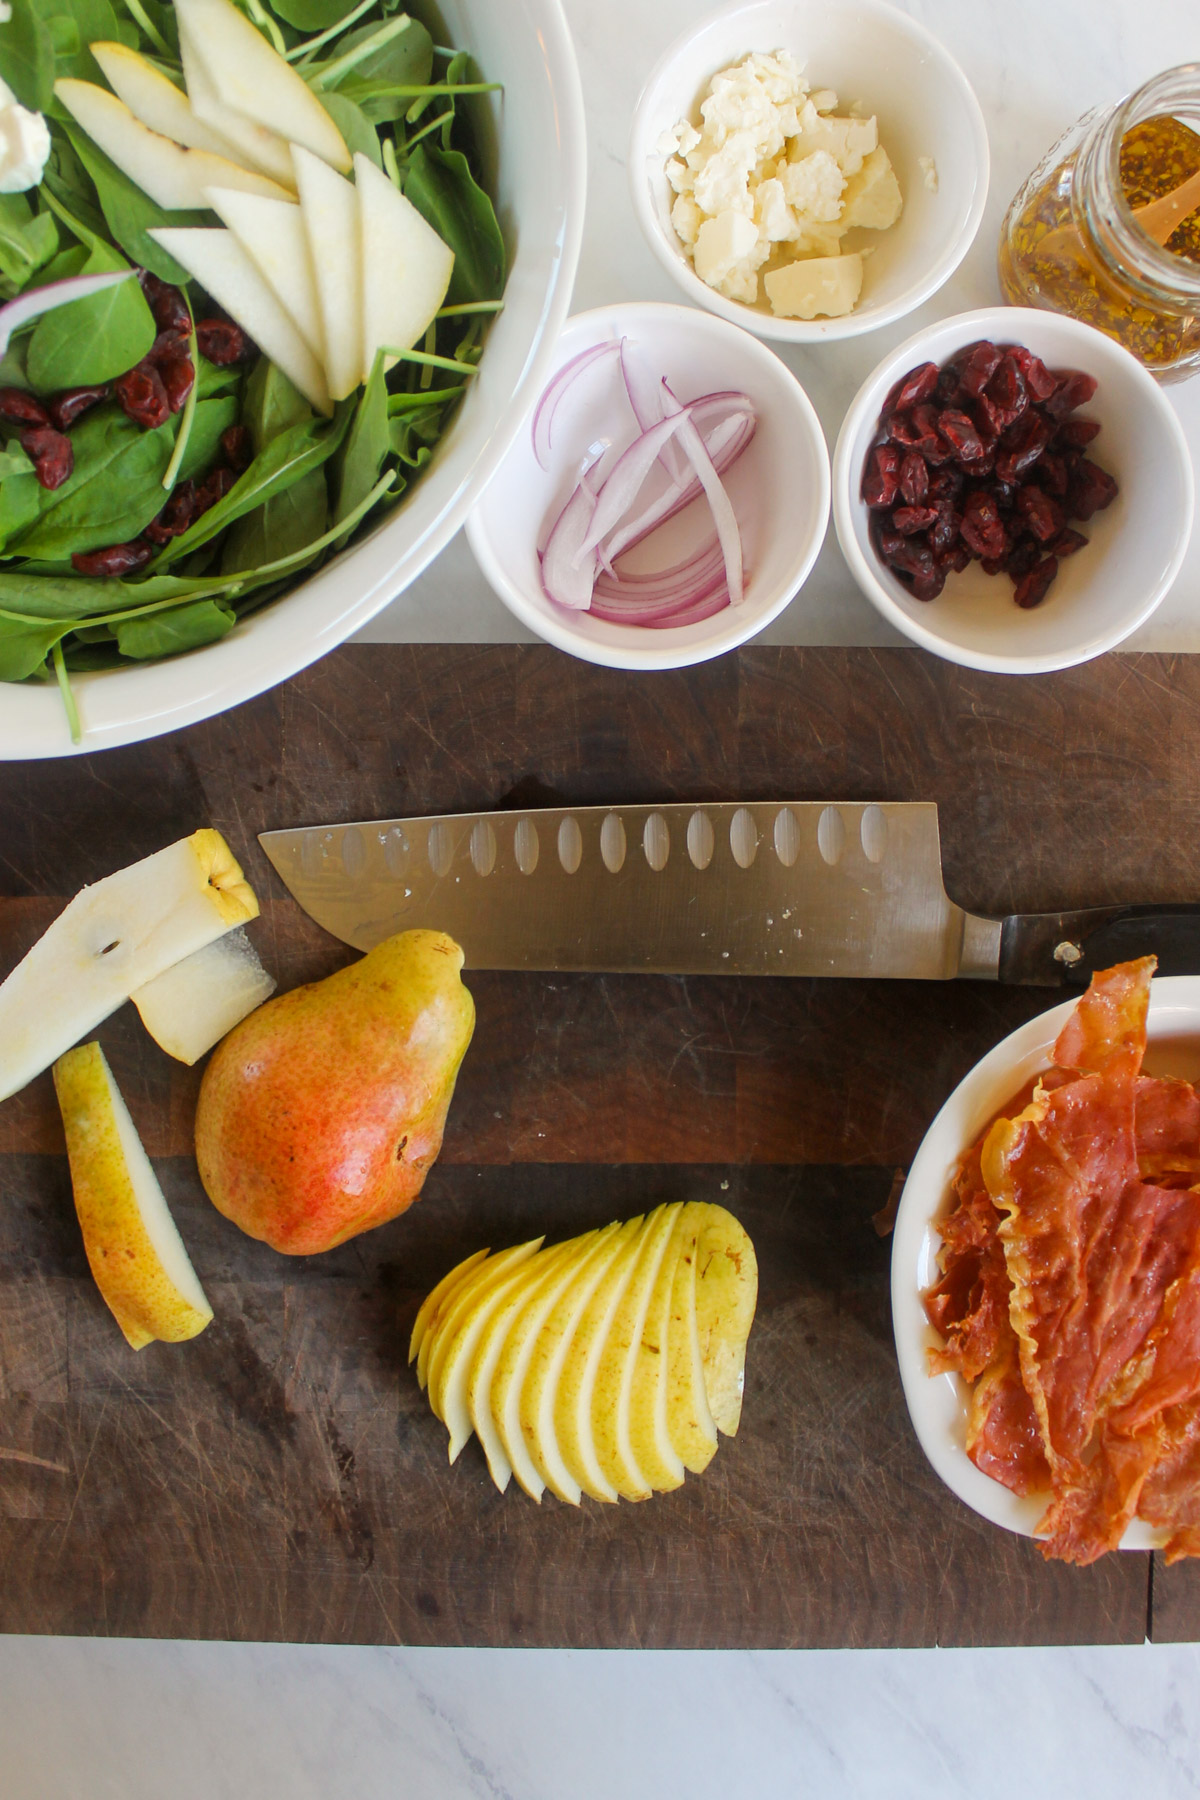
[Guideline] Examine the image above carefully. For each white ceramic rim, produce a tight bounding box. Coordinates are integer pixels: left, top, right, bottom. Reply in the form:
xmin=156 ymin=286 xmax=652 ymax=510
xmin=5 ymin=0 xmax=588 ymax=760
xmin=832 ymin=306 xmax=1196 ymax=674
xmin=892 ymin=973 xmax=1200 ymax=1550
xmin=627 ymin=0 xmax=990 ymax=344
xmin=464 ymin=299 xmax=832 ymax=670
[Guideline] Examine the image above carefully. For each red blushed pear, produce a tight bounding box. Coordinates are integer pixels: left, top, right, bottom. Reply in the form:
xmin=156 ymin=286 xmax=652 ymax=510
xmin=194 ymin=930 xmax=475 ymax=1254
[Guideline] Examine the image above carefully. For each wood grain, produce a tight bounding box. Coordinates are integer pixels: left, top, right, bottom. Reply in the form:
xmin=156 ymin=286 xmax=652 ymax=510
xmin=1 ymin=643 xmax=1197 ymax=1646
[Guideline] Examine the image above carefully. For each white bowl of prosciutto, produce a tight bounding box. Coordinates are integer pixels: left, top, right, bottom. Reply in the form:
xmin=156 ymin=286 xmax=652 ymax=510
xmin=893 ymin=957 xmax=1200 ymax=1565
xmin=0 ymin=0 xmax=584 ymax=757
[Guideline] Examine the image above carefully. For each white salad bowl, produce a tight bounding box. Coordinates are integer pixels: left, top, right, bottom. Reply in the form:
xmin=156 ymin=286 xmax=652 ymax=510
xmin=892 ymin=974 xmax=1200 ymax=1550
xmin=465 ymin=301 xmax=830 ymax=671
xmin=3 ymin=0 xmax=586 ymax=760
xmin=628 ymin=0 xmax=989 ymax=344
xmin=833 ymin=306 xmax=1195 ymax=674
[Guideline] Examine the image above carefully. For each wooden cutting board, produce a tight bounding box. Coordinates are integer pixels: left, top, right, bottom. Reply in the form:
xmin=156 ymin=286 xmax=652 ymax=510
xmin=2 ymin=643 xmax=1198 ymax=1647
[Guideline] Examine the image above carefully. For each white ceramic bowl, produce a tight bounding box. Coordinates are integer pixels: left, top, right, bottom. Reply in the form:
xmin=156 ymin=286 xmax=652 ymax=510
xmin=833 ymin=306 xmax=1195 ymax=673
xmin=466 ymin=301 xmax=830 ymax=670
xmin=892 ymin=975 xmax=1200 ymax=1551
xmin=628 ymin=0 xmax=988 ymax=344
xmin=3 ymin=0 xmax=586 ymax=760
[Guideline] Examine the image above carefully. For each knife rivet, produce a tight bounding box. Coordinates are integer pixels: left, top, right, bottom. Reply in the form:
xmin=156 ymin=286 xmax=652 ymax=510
xmin=1053 ymin=940 xmax=1084 ymax=965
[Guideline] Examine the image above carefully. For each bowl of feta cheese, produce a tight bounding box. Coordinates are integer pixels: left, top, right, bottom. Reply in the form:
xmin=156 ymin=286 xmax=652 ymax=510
xmin=629 ymin=0 xmax=989 ymax=341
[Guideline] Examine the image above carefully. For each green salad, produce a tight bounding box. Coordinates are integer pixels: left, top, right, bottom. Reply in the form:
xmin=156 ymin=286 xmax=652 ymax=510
xmin=0 ymin=0 xmax=505 ymax=737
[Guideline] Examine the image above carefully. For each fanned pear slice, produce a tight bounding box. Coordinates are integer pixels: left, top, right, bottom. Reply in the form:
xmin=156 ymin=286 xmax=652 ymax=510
xmin=355 ymin=153 xmax=455 ymax=377
xmin=664 ymin=1208 xmax=719 ymax=1473
xmin=519 ymin=1220 xmax=631 ymax=1504
xmin=149 ymin=227 xmax=332 ymax=415
xmin=439 ymin=1248 xmax=566 ymax=1463
xmin=175 ymin=23 xmax=299 ymax=190
xmin=554 ymin=1214 xmax=648 ymax=1503
xmin=90 ymin=41 xmax=260 ymax=165
xmin=130 ymin=926 xmax=275 ymax=1065
xmin=626 ymin=1209 xmax=689 ymax=1493
xmin=54 ymin=79 xmax=292 ymax=209
xmin=174 ymin=0 xmax=351 ymax=173
xmin=590 ymin=1204 xmax=681 ymax=1500
xmin=409 ymin=1247 xmax=489 ymax=1370
xmin=205 ymin=187 xmax=323 ymax=361
xmin=466 ymin=1243 xmax=578 ymax=1494
xmin=54 ymin=1042 xmax=213 ymax=1349
xmin=491 ymin=1231 xmax=608 ymax=1500
xmin=292 ymin=146 xmax=362 ymax=402
xmin=425 ymin=1239 xmax=543 ymax=1425
xmin=692 ymin=1203 xmax=759 ymax=1434
xmin=0 ymin=830 xmax=257 ymax=1104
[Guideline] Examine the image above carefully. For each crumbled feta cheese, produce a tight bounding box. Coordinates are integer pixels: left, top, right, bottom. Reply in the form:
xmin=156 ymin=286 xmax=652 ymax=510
xmin=919 ymin=155 xmax=939 ymax=193
xmin=764 ymin=252 xmax=863 ymax=319
xmin=663 ymin=50 xmax=902 ymax=314
xmin=0 ymin=77 xmax=49 ymax=194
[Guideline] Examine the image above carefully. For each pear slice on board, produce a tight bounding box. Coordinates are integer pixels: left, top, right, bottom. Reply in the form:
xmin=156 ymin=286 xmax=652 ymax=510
xmin=292 ymin=145 xmax=362 ymax=402
xmin=54 ymin=80 xmax=292 ymax=209
xmin=438 ymin=1245 xmax=572 ymax=1468
xmin=173 ymin=0 xmax=351 ymax=172
xmin=0 ymin=830 xmax=256 ymax=1105
xmin=664 ymin=1209 xmax=719 ymax=1473
xmin=355 ymin=153 xmax=454 ymax=376
xmin=409 ymin=1248 xmax=489 ymax=1369
xmin=626 ymin=1210 xmax=689 ymax=1493
xmin=518 ymin=1219 xmax=632 ymax=1504
xmin=149 ymin=227 xmax=332 ymax=415
xmin=491 ymin=1230 xmax=610 ymax=1500
xmin=554 ymin=1214 xmax=649 ymax=1502
xmin=589 ymin=1203 xmax=682 ymax=1500
xmin=176 ymin=21 xmax=299 ymax=190
xmin=130 ymin=926 xmax=275 ymax=1065
xmin=423 ymin=1239 xmax=542 ymax=1415
xmin=205 ymin=187 xmax=324 ymax=361
xmin=465 ymin=1240 xmax=579 ymax=1494
xmin=54 ymin=1042 xmax=213 ymax=1348
xmin=91 ymin=40 xmax=261 ymax=166
xmin=692 ymin=1204 xmax=759 ymax=1434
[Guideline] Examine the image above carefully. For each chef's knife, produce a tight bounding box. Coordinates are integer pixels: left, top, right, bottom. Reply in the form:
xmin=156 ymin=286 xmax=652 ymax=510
xmin=259 ymin=801 xmax=1200 ymax=985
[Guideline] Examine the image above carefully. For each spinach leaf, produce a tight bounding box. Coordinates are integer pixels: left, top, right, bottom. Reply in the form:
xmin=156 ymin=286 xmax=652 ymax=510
xmin=45 ymin=0 xmax=136 ymax=83
xmin=0 ymin=471 xmax=43 ymax=549
xmin=0 ymin=444 xmax=34 ymax=481
xmin=178 ymin=395 xmax=240 ymax=482
xmin=326 ymin=15 xmax=432 ymax=122
xmin=151 ymin=405 xmax=352 ymax=566
xmin=402 ymin=142 xmax=504 ymax=304
xmin=11 ymin=407 xmax=174 ymax=557
xmin=115 ymin=597 xmax=235 ymax=658
xmin=270 ymin=0 xmax=357 ymax=26
xmin=27 ymin=240 xmax=156 ymax=390
xmin=41 ymin=134 xmax=110 ymax=246
xmin=242 ymin=357 xmax=313 ymax=450
xmin=196 ymin=354 xmax=245 ymax=401
xmin=388 ymin=407 xmax=438 ymax=467
xmin=63 ymin=123 xmax=206 ymax=286
xmin=0 ymin=617 xmax=68 ymax=680
xmin=221 ymin=466 xmax=328 ymax=572
xmin=0 ymin=569 xmax=226 ymax=618
xmin=0 ymin=194 xmax=58 ymax=298
xmin=333 ymin=348 xmax=388 ymax=533
xmin=317 ymin=90 xmax=382 ymax=167
xmin=31 ymin=245 xmax=89 ymax=289
xmin=0 ymin=1 xmax=56 ymax=113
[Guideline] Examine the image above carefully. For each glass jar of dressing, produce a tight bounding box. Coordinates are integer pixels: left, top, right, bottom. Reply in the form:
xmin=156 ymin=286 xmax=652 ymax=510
xmin=999 ymin=65 xmax=1200 ymax=382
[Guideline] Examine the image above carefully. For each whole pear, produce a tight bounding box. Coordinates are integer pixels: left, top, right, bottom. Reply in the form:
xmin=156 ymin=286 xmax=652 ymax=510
xmin=195 ymin=929 xmax=474 ymax=1254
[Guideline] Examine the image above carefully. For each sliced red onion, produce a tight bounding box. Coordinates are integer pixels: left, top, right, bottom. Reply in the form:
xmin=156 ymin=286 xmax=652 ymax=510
xmin=600 ymin=402 xmax=754 ymax=564
xmin=531 ymin=341 xmax=621 ymax=471
xmin=672 ymin=408 xmax=743 ymax=607
xmin=539 ymin=458 xmax=605 ymax=609
xmin=574 ymin=409 xmax=707 ymax=563
xmin=0 ymin=271 xmax=136 ymax=359
xmin=620 ymin=339 xmax=688 ymax=485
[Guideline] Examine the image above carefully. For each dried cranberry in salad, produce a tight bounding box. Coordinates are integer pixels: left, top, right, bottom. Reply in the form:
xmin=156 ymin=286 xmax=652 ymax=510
xmin=861 ymin=341 xmax=1119 ymax=607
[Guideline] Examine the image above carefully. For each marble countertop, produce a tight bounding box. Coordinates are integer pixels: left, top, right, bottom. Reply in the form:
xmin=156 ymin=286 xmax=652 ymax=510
xmin=7 ymin=4 xmax=1200 ymax=1792
xmin=362 ymin=0 xmax=1200 ymax=652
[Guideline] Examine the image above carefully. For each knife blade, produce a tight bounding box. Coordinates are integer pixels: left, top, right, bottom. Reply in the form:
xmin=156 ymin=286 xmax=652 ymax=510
xmin=258 ymin=802 xmax=1200 ymax=986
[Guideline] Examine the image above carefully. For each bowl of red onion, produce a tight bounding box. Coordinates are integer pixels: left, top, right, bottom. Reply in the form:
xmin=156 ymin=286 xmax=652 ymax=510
xmin=832 ymin=307 xmax=1193 ymax=674
xmin=465 ymin=301 xmax=830 ymax=669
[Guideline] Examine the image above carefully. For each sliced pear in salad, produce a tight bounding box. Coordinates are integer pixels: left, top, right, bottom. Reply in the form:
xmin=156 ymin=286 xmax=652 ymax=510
xmin=54 ymin=1042 xmax=213 ymax=1349
xmin=205 ymin=186 xmax=325 ymax=362
xmin=415 ymin=1204 xmax=757 ymax=1503
xmin=292 ymin=146 xmax=363 ymax=403
xmin=130 ymin=927 xmax=276 ymax=1067
xmin=176 ymin=23 xmax=300 ymax=190
xmin=89 ymin=40 xmax=262 ymax=168
xmin=174 ymin=0 xmax=352 ymax=173
xmin=54 ymin=79 xmax=292 ymax=209
xmin=150 ymin=226 xmax=332 ymax=415
xmin=0 ymin=830 xmax=258 ymax=1104
xmin=356 ymin=153 xmax=455 ymax=368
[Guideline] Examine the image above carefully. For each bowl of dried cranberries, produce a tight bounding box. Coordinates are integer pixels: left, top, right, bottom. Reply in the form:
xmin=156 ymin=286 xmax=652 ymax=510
xmin=832 ymin=306 xmax=1193 ymax=672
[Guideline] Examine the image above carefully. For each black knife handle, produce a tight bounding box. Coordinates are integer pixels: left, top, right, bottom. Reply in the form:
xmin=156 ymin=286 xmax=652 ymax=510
xmin=999 ymin=904 xmax=1200 ymax=986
